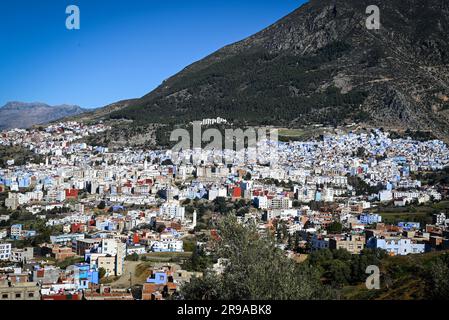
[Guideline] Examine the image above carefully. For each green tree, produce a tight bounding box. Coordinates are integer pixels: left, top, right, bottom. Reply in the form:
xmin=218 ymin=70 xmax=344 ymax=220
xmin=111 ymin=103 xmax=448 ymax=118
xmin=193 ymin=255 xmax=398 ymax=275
xmin=125 ymin=253 xmax=139 ymax=261
xmin=180 ymin=274 xmax=221 ymax=300
xmin=181 ymin=215 xmax=333 ymax=300
xmin=97 ymin=201 xmax=106 ymax=210
xmin=98 ymin=267 xmax=106 ymax=279
xmin=183 ymin=247 xmax=212 ymax=272
xmin=326 ymin=221 xmax=343 ymax=234
xmin=326 ymin=260 xmax=351 ymax=288
xmin=213 ymin=197 xmax=229 ymax=214
xmin=426 ymin=253 xmax=449 ymax=299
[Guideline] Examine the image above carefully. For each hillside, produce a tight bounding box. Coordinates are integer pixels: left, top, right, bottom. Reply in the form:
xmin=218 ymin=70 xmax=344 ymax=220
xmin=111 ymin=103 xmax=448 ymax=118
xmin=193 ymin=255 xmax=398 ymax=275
xmin=0 ymin=102 xmax=86 ymax=130
xmin=341 ymin=250 xmax=449 ymax=300
xmin=77 ymin=0 xmax=449 ymax=143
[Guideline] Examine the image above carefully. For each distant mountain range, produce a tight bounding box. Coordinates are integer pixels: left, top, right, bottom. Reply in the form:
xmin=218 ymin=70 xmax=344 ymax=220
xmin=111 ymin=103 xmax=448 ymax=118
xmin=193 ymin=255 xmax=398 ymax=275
xmin=0 ymin=102 xmax=86 ymax=130
xmin=60 ymin=0 xmax=449 ymax=143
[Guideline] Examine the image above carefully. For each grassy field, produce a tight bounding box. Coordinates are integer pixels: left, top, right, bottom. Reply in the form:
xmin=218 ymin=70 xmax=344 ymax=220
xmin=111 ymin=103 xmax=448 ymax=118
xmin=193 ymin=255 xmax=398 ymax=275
xmin=140 ymin=251 xmax=192 ymax=263
xmin=278 ymin=129 xmax=307 ymax=137
xmin=277 ymin=127 xmax=329 ymax=142
xmin=372 ymin=200 xmax=449 ymax=224
xmin=277 ymin=125 xmax=359 ymax=142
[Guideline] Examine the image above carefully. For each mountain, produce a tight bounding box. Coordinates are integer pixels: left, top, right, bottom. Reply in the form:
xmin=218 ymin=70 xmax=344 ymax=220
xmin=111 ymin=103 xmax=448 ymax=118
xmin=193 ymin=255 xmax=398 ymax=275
xmin=0 ymin=102 xmax=86 ymax=130
xmin=84 ymin=0 xmax=449 ymax=141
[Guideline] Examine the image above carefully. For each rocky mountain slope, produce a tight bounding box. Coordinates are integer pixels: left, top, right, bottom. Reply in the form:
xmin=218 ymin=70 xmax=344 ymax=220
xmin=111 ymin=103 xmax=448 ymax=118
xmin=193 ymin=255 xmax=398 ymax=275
xmin=80 ymin=0 xmax=449 ymax=141
xmin=0 ymin=102 xmax=86 ymax=130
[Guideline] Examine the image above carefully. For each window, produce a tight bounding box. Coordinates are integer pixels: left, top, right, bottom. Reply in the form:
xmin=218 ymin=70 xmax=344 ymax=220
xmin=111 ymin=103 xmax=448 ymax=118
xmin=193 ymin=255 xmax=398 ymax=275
xmin=15 ymin=293 xmax=21 ymax=298
xmin=2 ymin=294 xmax=8 ymax=299
xmin=28 ymin=292 xmax=34 ymax=298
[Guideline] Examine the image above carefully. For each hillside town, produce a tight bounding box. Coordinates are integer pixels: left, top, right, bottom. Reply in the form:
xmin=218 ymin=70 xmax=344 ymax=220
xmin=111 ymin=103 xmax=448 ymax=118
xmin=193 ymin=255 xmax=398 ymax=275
xmin=1 ymin=121 xmax=449 ymax=300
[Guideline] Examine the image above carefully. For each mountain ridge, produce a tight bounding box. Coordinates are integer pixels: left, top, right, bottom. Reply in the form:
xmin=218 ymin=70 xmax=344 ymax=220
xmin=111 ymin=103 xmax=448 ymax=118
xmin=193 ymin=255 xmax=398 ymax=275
xmin=0 ymin=101 xmax=87 ymax=130
xmin=69 ymin=0 xmax=449 ymax=143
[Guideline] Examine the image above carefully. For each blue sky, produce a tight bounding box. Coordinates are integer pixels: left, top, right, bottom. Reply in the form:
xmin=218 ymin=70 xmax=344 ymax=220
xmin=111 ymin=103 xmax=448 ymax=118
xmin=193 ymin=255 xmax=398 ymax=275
xmin=0 ymin=0 xmax=305 ymax=108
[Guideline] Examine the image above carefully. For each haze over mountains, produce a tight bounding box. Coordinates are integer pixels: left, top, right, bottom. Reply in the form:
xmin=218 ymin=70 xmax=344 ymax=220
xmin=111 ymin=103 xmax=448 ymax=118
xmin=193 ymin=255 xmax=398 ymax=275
xmin=0 ymin=102 xmax=86 ymax=130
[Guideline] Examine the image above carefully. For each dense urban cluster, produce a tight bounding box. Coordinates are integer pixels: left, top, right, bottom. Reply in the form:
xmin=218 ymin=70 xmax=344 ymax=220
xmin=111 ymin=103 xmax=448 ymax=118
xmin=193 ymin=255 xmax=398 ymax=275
xmin=1 ymin=122 xmax=449 ymax=300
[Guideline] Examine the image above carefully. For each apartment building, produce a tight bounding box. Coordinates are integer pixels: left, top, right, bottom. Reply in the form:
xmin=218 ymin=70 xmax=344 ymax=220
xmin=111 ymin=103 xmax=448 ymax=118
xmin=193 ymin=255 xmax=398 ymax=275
xmin=0 ymin=243 xmax=12 ymax=261
xmin=0 ymin=281 xmax=40 ymax=301
xmin=329 ymin=234 xmax=365 ymax=254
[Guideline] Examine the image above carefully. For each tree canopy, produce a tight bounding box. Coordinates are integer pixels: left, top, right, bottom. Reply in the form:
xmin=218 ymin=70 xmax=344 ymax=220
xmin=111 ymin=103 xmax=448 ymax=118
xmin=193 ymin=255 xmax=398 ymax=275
xmin=181 ymin=215 xmax=334 ymax=300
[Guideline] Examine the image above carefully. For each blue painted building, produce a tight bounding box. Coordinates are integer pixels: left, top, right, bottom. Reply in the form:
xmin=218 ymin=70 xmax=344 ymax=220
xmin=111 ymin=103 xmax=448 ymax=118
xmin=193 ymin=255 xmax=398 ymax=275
xmin=70 ymin=263 xmax=99 ymax=289
xmin=18 ymin=176 xmax=31 ymax=188
xmin=359 ymin=213 xmax=382 ymax=225
xmin=398 ymin=222 xmax=420 ymax=231
xmin=146 ymin=271 xmax=167 ymax=285
xmin=366 ymin=237 xmax=425 ymax=255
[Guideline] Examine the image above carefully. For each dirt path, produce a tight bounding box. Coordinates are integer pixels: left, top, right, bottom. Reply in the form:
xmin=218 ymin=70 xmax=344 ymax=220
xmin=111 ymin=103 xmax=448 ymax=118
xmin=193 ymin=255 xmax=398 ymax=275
xmin=107 ymin=261 xmax=143 ymax=289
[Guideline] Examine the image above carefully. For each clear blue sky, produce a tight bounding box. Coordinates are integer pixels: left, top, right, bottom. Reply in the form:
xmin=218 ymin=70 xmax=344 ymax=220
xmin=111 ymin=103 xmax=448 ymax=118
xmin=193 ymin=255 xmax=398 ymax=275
xmin=0 ymin=0 xmax=305 ymax=108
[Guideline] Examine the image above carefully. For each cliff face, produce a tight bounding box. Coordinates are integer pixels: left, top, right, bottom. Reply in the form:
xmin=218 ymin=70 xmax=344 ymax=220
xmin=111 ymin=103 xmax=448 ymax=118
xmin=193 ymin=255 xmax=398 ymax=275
xmin=89 ymin=0 xmax=449 ymax=140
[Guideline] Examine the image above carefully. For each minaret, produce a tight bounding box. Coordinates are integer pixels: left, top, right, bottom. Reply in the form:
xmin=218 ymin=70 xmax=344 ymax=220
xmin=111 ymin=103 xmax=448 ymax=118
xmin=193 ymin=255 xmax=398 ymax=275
xmin=192 ymin=210 xmax=197 ymax=228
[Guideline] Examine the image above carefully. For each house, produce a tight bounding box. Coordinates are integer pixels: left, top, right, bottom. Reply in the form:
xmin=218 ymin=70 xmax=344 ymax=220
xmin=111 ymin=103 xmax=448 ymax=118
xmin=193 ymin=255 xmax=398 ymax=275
xmin=75 ymin=238 xmax=101 ymax=256
xmin=0 ymin=243 xmax=12 ymax=261
xmin=142 ymin=283 xmax=166 ymax=300
xmin=394 ymin=198 xmax=409 ymax=207
xmin=83 ymin=286 xmax=133 ymax=300
xmin=359 ymin=213 xmax=382 ymax=225
xmin=172 ymin=270 xmax=203 ymax=284
xmin=96 ymin=256 xmax=116 ymax=276
xmin=126 ymin=245 xmax=146 ymax=255
xmin=433 ymin=212 xmax=448 ymax=226
xmin=64 ymin=189 xmax=78 ymax=200
xmin=10 ymin=247 xmax=33 ymax=263
xmin=398 ymin=222 xmax=420 ymax=231
xmin=10 ymin=224 xmax=23 ymax=240
xmin=146 ymin=271 xmax=168 ymax=285
xmin=367 ymin=236 xmax=425 ymax=255
xmin=379 ymin=190 xmax=393 ymax=202
xmin=310 ymin=235 xmax=330 ymax=251
xmin=329 ymin=234 xmax=365 ymax=254
xmin=151 ymin=240 xmax=183 ymax=252
xmin=150 ymin=229 xmax=183 ymax=252
xmin=1 ymin=268 xmax=30 ymax=284
xmin=51 ymin=245 xmax=76 ymax=261
xmin=0 ymin=281 xmax=40 ymax=301
xmin=50 ymin=233 xmax=85 ymax=245
xmin=88 ymin=240 xmax=126 ymax=277
xmin=142 ymin=269 xmax=178 ymax=300
xmin=33 ymin=267 xmax=62 ymax=284
xmin=66 ymin=263 xmax=99 ymax=289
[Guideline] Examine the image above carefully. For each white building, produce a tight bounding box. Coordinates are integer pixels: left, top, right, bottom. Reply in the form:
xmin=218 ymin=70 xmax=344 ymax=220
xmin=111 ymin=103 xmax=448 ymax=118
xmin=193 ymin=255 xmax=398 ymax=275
xmin=10 ymin=247 xmax=33 ymax=263
xmin=0 ymin=229 xmax=7 ymax=239
xmin=379 ymin=190 xmax=393 ymax=202
xmin=159 ymin=203 xmax=185 ymax=221
xmin=0 ymin=243 xmax=12 ymax=261
xmin=10 ymin=224 xmax=23 ymax=239
xmin=268 ymin=197 xmax=292 ymax=210
xmin=254 ymin=196 xmax=268 ymax=209
xmin=126 ymin=245 xmax=146 ymax=255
